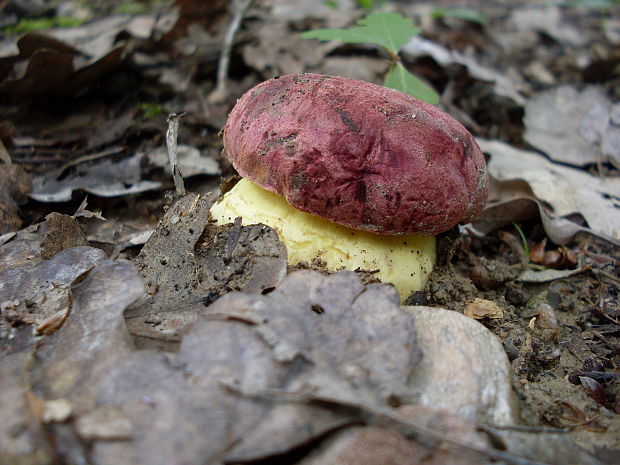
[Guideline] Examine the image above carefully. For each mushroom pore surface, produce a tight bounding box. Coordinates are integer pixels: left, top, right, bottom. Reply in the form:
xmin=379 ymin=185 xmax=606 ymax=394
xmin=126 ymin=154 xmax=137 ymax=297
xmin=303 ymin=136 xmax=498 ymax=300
xmin=223 ymin=73 xmax=488 ymax=235
xmin=209 ymin=178 xmax=436 ymax=300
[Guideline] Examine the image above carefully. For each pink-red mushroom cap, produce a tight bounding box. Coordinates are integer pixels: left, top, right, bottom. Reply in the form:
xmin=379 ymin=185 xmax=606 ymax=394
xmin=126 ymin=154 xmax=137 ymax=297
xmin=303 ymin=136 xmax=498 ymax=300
xmin=223 ymin=73 xmax=488 ymax=236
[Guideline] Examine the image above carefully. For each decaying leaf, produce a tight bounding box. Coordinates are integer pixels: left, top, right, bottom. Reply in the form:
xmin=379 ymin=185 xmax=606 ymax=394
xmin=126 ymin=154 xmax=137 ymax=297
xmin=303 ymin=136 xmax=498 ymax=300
xmin=30 ymin=144 xmax=220 ymax=203
xmin=243 ymin=21 xmax=336 ymax=76
xmin=0 ymin=246 xmax=106 ymax=329
xmin=0 ymin=353 xmax=56 ymax=465
xmin=30 ymin=153 xmax=162 ymax=202
xmin=40 ymin=213 xmax=89 ymax=260
xmin=298 ymin=405 xmax=489 ymax=465
xmin=144 ymin=144 xmax=220 ymax=178
xmin=2 ymin=253 xmax=599 ymax=465
xmin=402 ymin=36 xmax=527 ymax=105
xmin=126 ymin=192 xmax=288 ymax=350
xmin=478 ymin=139 xmax=620 ymax=245
xmin=0 ymin=13 xmax=177 ymax=101
xmin=509 ymin=6 xmax=586 ymax=46
xmin=524 ymin=86 xmax=620 ymax=167
xmin=0 ymin=155 xmax=32 ymax=234
xmin=26 ymin=264 xmax=420 ymax=465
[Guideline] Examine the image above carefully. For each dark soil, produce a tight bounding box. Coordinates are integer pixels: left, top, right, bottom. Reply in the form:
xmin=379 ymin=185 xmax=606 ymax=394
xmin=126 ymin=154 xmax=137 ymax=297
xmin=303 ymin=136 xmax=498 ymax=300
xmin=422 ymin=230 xmax=620 ymax=455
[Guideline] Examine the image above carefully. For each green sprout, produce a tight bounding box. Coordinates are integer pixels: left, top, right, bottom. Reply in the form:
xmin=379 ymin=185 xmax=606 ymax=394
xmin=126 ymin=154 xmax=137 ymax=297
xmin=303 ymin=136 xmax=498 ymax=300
xmin=3 ymin=16 xmax=87 ymax=34
xmin=113 ymin=2 xmax=151 ymax=15
xmin=323 ymin=0 xmax=386 ymax=10
xmin=430 ymin=7 xmax=487 ymax=25
xmin=301 ymin=12 xmax=439 ymax=104
xmin=137 ymin=102 xmax=167 ymax=119
xmin=512 ymin=223 xmax=530 ymax=258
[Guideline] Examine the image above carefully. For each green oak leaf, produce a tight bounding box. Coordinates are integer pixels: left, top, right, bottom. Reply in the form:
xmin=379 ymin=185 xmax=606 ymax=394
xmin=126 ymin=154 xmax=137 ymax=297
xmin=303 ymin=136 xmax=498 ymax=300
xmin=301 ymin=12 xmax=419 ymax=54
xmin=384 ymin=63 xmax=439 ymax=104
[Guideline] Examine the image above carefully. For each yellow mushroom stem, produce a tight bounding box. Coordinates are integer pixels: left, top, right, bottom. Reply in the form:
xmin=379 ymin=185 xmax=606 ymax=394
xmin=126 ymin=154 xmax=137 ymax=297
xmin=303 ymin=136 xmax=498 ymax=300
xmin=209 ymin=178 xmax=436 ymax=301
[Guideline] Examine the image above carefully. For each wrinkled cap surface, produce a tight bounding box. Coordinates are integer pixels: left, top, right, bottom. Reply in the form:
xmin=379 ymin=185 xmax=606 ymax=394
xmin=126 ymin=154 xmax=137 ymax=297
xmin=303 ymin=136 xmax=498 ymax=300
xmin=224 ymin=73 xmax=488 ymax=235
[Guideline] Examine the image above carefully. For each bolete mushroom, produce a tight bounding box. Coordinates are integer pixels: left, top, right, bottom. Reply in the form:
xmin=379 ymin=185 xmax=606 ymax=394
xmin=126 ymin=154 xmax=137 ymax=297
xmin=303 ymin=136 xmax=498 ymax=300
xmin=210 ymin=73 xmax=488 ymax=300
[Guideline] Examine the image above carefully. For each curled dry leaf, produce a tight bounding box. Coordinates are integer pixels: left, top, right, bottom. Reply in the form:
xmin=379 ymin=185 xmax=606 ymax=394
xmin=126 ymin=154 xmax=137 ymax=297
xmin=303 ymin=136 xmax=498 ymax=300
xmin=530 ymin=239 xmax=578 ymax=269
xmin=578 ymin=377 xmax=606 ymax=406
xmin=402 ymin=36 xmax=527 ymax=105
xmin=477 ymin=139 xmax=620 ymax=245
xmin=31 ymin=145 xmax=220 ymax=204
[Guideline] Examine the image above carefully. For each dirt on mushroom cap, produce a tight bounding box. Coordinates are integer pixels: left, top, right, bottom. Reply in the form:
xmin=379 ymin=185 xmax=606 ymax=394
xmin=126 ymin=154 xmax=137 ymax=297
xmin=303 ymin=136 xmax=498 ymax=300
xmin=223 ymin=73 xmax=488 ymax=235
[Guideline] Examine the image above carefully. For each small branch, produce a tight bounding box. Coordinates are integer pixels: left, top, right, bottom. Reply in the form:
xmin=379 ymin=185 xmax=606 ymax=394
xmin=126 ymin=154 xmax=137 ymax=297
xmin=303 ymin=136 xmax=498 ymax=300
xmin=166 ymin=112 xmax=186 ymax=196
xmin=208 ymin=0 xmax=255 ymax=103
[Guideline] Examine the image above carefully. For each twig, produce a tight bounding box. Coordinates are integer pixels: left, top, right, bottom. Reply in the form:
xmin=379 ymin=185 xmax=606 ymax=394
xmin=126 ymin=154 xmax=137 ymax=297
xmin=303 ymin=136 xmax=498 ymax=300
xmin=59 ymin=146 xmax=126 ymax=172
xmin=222 ymin=377 xmax=556 ymax=465
xmin=165 ymin=112 xmax=186 ymax=196
xmin=208 ymin=0 xmax=255 ymax=103
xmin=482 ymin=422 xmax=570 ymax=434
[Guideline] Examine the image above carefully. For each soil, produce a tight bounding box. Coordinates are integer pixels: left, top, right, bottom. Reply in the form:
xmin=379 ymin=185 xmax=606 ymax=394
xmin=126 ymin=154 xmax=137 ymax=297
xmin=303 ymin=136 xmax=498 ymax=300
xmin=420 ymin=228 xmax=620 ymax=456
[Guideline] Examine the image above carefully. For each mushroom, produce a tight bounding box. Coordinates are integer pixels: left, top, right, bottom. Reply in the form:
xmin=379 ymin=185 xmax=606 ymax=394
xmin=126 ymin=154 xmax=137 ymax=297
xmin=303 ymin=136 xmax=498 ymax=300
xmin=210 ymin=73 xmax=488 ymax=300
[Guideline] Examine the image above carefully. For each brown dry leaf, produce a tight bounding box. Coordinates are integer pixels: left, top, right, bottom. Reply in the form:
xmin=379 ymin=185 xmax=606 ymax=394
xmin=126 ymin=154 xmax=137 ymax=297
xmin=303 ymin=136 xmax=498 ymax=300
xmin=0 ymin=352 xmax=56 ymax=465
xmin=30 ymin=152 xmax=162 ymax=202
xmin=0 ymin=155 xmax=32 ymax=234
xmin=27 ymin=264 xmax=418 ymax=465
xmin=40 ymin=213 xmax=89 ymax=260
xmin=243 ymin=21 xmax=337 ymax=76
xmin=529 ymin=239 xmax=578 ymax=269
xmin=126 ymin=193 xmax=288 ymax=350
xmin=477 ymin=139 xmax=620 ymax=245
xmin=11 ymin=110 xmax=132 ymax=155
xmin=402 ymin=36 xmax=527 ymax=106
xmin=29 ymin=259 xmax=144 ymax=410
xmin=524 ymin=86 xmax=620 ymax=167
xmin=8 ymin=257 xmax=599 ymax=465
xmin=220 ymin=270 xmax=421 ymax=400
xmin=298 ymin=405 xmax=489 ymax=465
xmin=207 ymin=271 xmax=421 ymax=462
xmin=0 ymin=246 xmax=106 ymax=329
xmin=470 ymin=182 xmax=540 ymax=235
xmin=0 ymin=13 xmax=177 ymax=101
xmin=30 ymin=145 xmax=220 ymax=203
xmin=0 ymin=223 xmax=47 ymax=272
